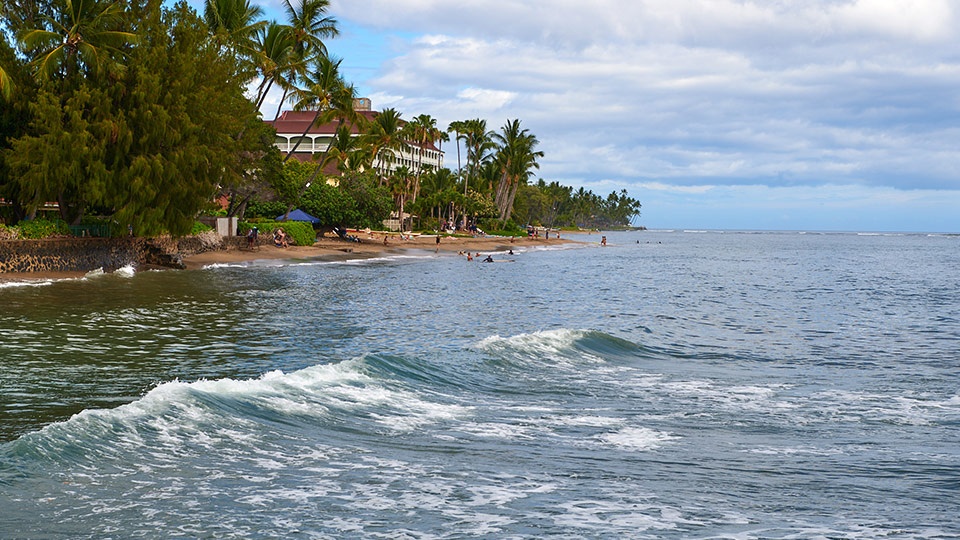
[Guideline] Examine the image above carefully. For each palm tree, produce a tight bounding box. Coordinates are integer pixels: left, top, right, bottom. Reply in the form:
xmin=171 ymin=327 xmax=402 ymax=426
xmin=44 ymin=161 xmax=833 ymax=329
xmin=283 ymin=53 xmax=346 ymax=160
xmin=407 ymin=113 xmax=445 ymax=203
xmin=326 ymin=123 xmax=364 ymax=173
xmin=251 ymin=21 xmax=297 ymax=110
xmin=283 ymin=0 xmax=337 ymax=57
xmin=19 ymin=0 xmax=138 ymax=81
xmin=387 ymin=165 xmax=413 ymax=232
xmin=271 ymin=0 xmax=338 ymax=120
xmin=363 ymin=107 xmax=405 ymax=183
xmin=463 ymin=118 xmax=495 ymax=191
xmin=492 ymin=119 xmax=543 ymax=222
xmin=203 ymin=0 xmax=266 ymax=58
xmin=300 ymin=79 xmax=363 ymax=187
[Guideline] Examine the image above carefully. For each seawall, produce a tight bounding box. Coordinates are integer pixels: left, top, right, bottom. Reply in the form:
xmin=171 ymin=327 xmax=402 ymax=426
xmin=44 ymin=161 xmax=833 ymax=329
xmin=0 ymin=233 xmax=223 ymax=274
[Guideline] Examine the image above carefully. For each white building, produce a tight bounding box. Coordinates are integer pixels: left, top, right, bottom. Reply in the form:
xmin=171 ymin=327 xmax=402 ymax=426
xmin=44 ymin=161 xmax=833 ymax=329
xmin=265 ymin=99 xmax=444 ymax=176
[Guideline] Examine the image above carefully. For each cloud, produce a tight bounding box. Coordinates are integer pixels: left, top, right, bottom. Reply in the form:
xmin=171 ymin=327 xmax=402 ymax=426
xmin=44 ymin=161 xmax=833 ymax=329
xmin=323 ymin=0 xmax=960 ymax=199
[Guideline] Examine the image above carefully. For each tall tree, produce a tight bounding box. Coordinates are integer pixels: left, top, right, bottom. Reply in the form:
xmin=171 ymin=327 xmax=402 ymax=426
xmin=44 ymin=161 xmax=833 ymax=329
xmin=271 ymin=0 xmax=338 ymax=120
xmin=406 ymin=113 xmax=443 ymax=203
xmin=18 ymin=0 xmax=138 ymax=82
xmin=362 ymin=107 xmax=405 ymax=183
xmin=282 ymin=0 xmax=337 ymax=57
xmin=387 ymin=165 xmax=413 ymax=232
xmin=203 ymin=0 xmax=265 ymax=59
xmin=492 ymin=119 xmax=543 ymax=222
xmin=250 ymin=21 xmax=296 ymax=110
xmin=5 ymin=1 xmax=273 ymax=233
xmin=283 ymin=53 xmax=345 ymax=160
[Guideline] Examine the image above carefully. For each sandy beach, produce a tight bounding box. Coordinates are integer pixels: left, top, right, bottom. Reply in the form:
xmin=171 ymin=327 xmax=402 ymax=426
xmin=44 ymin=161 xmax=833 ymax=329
xmin=0 ymin=232 xmax=581 ymax=282
xmin=183 ymin=233 xmax=577 ymax=270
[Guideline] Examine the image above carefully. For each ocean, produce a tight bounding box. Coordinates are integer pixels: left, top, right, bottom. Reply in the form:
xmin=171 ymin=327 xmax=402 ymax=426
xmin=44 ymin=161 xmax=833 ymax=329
xmin=1 ymin=230 xmax=958 ymax=539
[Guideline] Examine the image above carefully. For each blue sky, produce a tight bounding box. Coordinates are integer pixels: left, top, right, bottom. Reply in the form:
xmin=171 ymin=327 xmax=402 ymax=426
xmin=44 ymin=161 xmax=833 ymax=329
xmin=194 ymin=0 xmax=960 ymax=232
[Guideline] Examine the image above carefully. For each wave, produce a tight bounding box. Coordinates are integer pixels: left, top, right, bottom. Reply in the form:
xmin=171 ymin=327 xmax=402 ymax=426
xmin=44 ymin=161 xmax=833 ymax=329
xmin=4 ymin=358 xmax=472 ymax=466
xmin=477 ymin=328 xmax=649 ymax=367
xmin=0 ymin=265 xmax=137 ymax=290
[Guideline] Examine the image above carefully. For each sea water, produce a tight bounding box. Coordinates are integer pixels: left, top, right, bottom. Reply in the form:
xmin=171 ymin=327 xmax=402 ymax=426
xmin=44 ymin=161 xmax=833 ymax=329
xmin=0 ymin=230 xmax=958 ymax=538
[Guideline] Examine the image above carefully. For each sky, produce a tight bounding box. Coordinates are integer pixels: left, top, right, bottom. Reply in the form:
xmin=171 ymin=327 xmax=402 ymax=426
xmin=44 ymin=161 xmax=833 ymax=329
xmin=200 ymin=0 xmax=960 ymax=232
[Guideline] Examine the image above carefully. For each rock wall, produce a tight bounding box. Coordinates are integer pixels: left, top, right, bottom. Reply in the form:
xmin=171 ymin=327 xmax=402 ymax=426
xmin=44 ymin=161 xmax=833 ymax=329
xmin=0 ymin=233 xmax=225 ymax=274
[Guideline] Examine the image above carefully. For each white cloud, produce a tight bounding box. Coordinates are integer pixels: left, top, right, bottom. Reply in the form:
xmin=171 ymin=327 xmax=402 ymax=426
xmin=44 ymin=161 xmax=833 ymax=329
xmin=312 ymin=0 xmax=960 ymax=229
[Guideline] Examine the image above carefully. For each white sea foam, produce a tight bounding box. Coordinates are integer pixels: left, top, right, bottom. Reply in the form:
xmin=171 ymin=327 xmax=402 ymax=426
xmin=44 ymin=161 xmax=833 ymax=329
xmin=476 ymin=328 xmax=607 ymax=367
xmin=114 ymin=264 xmax=136 ymax=277
xmin=455 ymin=421 xmax=544 ymax=440
xmin=0 ymin=279 xmax=55 ymax=289
xmin=594 ymin=426 xmax=679 ymax=451
xmin=544 ymin=414 xmax=623 ymax=428
xmin=553 ymin=498 xmax=686 ymax=532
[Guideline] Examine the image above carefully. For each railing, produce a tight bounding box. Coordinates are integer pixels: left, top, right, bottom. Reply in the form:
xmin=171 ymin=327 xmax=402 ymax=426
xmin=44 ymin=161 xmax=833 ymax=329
xmin=69 ymin=223 xmax=112 ymax=237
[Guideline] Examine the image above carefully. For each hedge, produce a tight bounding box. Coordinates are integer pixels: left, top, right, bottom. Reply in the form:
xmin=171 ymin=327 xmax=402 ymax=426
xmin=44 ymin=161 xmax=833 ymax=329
xmin=239 ymin=220 xmax=315 ymax=247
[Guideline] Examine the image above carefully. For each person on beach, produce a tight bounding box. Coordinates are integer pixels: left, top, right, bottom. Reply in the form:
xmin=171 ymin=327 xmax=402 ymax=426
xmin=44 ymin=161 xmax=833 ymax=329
xmin=274 ymin=228 xmax=288 ymax=248
xmin=246 ymin=227 xmax=258 ymax=249
xmin=435 ymin=235 xmax=440 ymax=253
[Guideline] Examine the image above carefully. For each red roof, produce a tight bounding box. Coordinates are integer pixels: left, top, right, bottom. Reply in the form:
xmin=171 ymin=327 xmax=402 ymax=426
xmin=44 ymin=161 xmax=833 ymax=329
xmin=265 ymin=110 xmax=441 ymax=151
xmin=266 ymin=110 xmax=378 ymax=137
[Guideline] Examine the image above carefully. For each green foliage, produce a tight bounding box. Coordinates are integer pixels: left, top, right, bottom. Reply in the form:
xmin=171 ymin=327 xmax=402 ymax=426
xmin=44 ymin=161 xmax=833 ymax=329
xmin=246 ymin=200 xmax=287 ymax=219
xmin=1 ymin=2 xmax=273 ymax=236
xmin=300 ymin=181 xmax=354 ymax=226
xmin=512 ymin=180 xmax=641 ymax=229
xmin=239 ymin=219 xmax=314 ymax=246
xmin=337 ymin=172 xmax=392 ymax=228
xmin=17 ymin=218 xmax=70 ymax=239
xmin=479 ymin=218 xmax=525 ymax=236
xmin=191 ymin=221 xmax=213 ymax=235
xmin=274 ymin=221 xmax=314 ymax=246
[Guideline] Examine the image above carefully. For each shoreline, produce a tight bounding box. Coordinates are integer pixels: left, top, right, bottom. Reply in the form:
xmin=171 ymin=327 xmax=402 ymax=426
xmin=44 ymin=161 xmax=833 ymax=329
xmin=0 ymin=233 xmax=582 ymax=282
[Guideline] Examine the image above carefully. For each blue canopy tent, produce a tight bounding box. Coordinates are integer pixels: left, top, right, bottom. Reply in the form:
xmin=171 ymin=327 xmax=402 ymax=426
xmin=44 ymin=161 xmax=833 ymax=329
xmin=276 ymin=209 xmax=320 ymax=224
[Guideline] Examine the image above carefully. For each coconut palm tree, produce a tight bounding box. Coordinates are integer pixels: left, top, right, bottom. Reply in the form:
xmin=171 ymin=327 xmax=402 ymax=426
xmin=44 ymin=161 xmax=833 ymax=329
xmin=326 ymin=123 xmax=366 ymax=173
xmin=492 ymin=119 xmax=543 ymax=222
xmin=283 ymin=53 xmax=346 ymax=160
xmin=203 ymin=0 xmax=266 ymax=58
xmin=283 ymin=0 xmax=337 ymax=57
xmin=251 ymin=21 xmax=297 ymax=110
xmin=363 ymin=107 xmax=406 ymax=183
xmin=300 ymin=79 xmax=363 ymax=186
xmin=19 ymin=0 xmax=138 ymax=82
xmin=270 ymin=0 xmax=338 ymax=120
xmin=406 ymin=113 xmax=445 ymax=203
xmin=463 ymin=118 xmax=495 ymax=191
xmin=387 ymin=165 xmax=413 ymax=232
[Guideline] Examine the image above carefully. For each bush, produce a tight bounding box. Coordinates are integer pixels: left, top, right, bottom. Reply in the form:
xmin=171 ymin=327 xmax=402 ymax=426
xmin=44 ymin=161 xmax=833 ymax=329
xmin=239 ymin=220 xmax=315 ymax=247
xmin=276 ymin=221 xmax=315 ymax=246
xmin=479 ymin=218 xmax=526 ymax=236
xmin=17 ymin=218 xmax=70 ymax=239
xmin=191 ymin=221 xmax=213 ymax=235
xmin=246 ymin=200 xmax=287 ymax=219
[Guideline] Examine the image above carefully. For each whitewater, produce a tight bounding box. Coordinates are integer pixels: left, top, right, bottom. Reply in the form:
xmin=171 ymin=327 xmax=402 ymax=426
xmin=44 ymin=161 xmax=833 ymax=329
xmin=1 ymin=230 xmax=958 ymax=538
